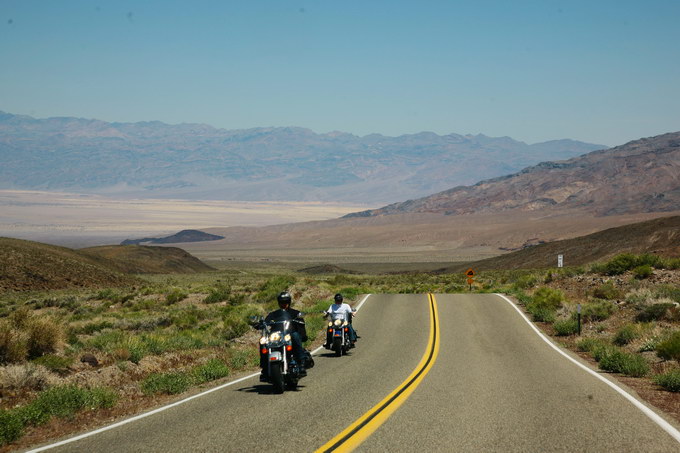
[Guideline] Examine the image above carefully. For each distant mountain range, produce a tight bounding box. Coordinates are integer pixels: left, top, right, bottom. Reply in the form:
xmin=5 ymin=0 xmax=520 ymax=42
xmin=0 ymin=111 xmax=604 ymax=204
xmin=346 ymin=132 xmax=680 ymax=217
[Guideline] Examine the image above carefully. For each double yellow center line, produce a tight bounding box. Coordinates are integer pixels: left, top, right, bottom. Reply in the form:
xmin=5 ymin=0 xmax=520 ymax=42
xmin=316 ymin=294 xmax=441 ymax=452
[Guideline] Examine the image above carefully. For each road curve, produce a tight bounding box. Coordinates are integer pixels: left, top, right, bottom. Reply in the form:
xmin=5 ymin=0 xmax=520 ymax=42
xmin=28 ymin=293 xmax=680 ymax=452
xmin=356 ymin=293 xmax=680 ymax=452
xmin=32 ymin=294 xmax=430 ymax=452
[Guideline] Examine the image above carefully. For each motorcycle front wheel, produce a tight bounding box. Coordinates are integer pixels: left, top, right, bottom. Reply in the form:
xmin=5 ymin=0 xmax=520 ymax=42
xmin=270 ymin=362 xmax=284 ymax=394
xmin=332 ymin=338 xmax=342 ymax=357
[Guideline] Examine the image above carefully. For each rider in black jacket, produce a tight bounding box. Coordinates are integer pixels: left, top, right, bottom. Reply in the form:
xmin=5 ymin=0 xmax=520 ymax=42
xmin=259 ymin=291 xmax=309 ymax=381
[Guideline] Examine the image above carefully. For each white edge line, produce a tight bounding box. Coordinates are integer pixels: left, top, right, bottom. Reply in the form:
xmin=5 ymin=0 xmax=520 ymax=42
xmin=495 ymin=293 xmax=680 ymax=444
xmin=28 ymin=294 xmax=373 ymax=452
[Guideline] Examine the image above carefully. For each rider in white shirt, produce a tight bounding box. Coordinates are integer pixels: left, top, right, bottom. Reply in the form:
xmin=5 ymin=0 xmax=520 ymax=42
xmin=324 ymin=293 xmax=357 ymax=347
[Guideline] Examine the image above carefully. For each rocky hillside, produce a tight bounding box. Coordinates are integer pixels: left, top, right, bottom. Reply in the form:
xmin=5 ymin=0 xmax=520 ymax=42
xmin=0 ymin=238 xmax=138 ymax=291
xmin=80 ymin=245 xmax=216 ymax=274
xmin=121 ymin=229 xmax=224 ymax=246
xmin=445 ymin=215 xmax=680 ymax=272
xmin=0 ymin=111 xmax=602 ymax=204
xmin=347 ymin=132 xmax=680 ymax=217
xmin=0 ymin=239 xmax=215 ymax=291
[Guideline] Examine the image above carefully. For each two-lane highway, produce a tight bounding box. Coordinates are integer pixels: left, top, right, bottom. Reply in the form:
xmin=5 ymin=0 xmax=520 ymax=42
xmin=30 ymin=294 xmax=680 ymax=452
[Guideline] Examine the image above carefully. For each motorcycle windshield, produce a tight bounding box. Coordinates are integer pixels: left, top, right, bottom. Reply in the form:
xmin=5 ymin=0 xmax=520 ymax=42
xmin=329 ymin=312 xmax=349 ymax=321
xmin=267 ymin=309 xmax=294 ymax=333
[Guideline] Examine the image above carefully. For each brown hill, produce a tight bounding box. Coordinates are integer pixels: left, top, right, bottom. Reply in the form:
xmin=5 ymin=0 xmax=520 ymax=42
xmin=80 ymin=245 xmax=216 ymax=274
xmin=443 ymin=215 xmax=680 ymax=272
xmin=0 ymin=237 xmax=138 ymax=291
xmin=347 ymin=131 xmax=680 ymax=218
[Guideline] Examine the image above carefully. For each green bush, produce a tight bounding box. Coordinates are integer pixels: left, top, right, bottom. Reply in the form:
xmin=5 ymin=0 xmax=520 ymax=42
xmin=613 ymin=324 xmax=639 ymax=346
xmin=576 ymin=337 xmax=607 ymax=353
xmin=580 ymin=300 xmax=616 ymax=322
xmin=33 ymin=354 xmax=73 ymax=373
xmin=636 ymin=303 xmax=675 ymax=322
xmin=192 ymin=359 xmax=230 ymax=384
xmin=165 ymin=288 xmax=188 ymax=305
xmin=592 ymin=282 xmax=621 ymax=300
xmin=526 ymin=287 xmax=564 ymax=322
xmin=598 ymin=347 xmax=649 ymax=377
xmin=0 ymin=410 xmax=23 ymax=446
xmin=633 ymin=265 xmax=653 ymax=279
xmin=17 ymin=385 xmax=117 ymax=427
xmin=204 ymin=284 xmax=232 ymax=304
xmin=553 ymin=318 xmax=579 ymax=336
xmin=141 ymin=372 xmax=192 ymax=395
xmin=0 ymin=322 xmax=28 ymax=363
xmin=654 ymin=369 xmax=680 ymax=392
xmin=255 ymin=275 xmax=296 ymax=304
xmin=229 ymin=348 xmax=258 ymax=370
xmin=513 ymin=274 xmax=538 ymax=290
xmin=656 ymin=331 xmax=680 ymax=361
xmin=26 ymin=317 xmax=63 ymax=359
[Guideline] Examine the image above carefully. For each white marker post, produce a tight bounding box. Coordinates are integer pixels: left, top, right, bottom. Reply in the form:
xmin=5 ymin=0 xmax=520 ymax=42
xmin=557 ymin=254 xmax=564 ymax=268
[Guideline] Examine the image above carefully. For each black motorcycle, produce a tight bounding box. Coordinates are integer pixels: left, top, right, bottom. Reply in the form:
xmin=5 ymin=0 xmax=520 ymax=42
xmin=325 ymin=312 xmax=353 ymax=357
xmin=251 ymin=313 xmax=313 ymax=393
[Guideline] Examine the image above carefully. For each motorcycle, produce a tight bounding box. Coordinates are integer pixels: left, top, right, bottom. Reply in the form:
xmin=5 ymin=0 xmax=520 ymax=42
xmin=324 ymin=312 xmax=353 ymax=357
xmin=251 ymin=313 xmax=313 ymax=393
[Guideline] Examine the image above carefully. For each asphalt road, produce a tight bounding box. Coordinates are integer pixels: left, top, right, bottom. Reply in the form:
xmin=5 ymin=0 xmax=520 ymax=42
xmin=31 ymin=294 xmax=680 ymax=452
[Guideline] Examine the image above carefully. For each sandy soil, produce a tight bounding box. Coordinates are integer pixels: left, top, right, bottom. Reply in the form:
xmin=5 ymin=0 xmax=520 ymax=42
xmin=0 ymin=190 xmax=370 ymax=247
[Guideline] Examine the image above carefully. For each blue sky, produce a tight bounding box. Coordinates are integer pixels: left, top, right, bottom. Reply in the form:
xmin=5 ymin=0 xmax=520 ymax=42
xmin=1 ymin=0 xmax=679 ymax=146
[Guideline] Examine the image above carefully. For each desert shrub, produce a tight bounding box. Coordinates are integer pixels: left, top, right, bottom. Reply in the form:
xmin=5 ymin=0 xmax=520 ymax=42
xmin=192 ymin=359 xmax=230 ymax=384
xmin=580 ymin=300 xmax=616 ymax=322
xmin=597 ymin=347 xmax=649 ymax=377
xmin=576 ymin=337 xmax=607 ymax=353
xmin=229 ymin=348 xmax=258 ymax=370
xmin=26 ymin=317 xmax=63 ymax=359
xmin=625 ymin=288 xmax=654 ymax=308
xmin=170 ymin=305 xmax=203 ymax=330
xmin=613 ymin=324 xmax=640 ymax=346
xmin=76 ymin=320 xmax=115 ymax=335
xmin=17 ymin=385 xmax=117 ymax=427
xmin=654 ymin=369 xmax=680 ymax=392
xmin=0 ymin=322 xmax=28 ymax=363
xmin=165 ymin=288 xmax=188 ymax=305
xmin=0 ymin=363 xmax=52 ymax=390
xmin=255 ymin=275 xmax=297 ymax=304
xmin=526 ymin=287 xmax=563 ymax=322
xmin=204 ymin=283 xmax=231 ymax=304
xmin=141 ymin=371 xmax=192 ymax=395
xmin=664 ymin=258 xmax=680 ymax=270
xmin=33 ymin=354 xmax=73 ymax=374
xmin=553 ymin=318 xmax=579 ymax=336
xmin=337 ymin=287 xmax=362 ymax=300
xmin=636 ymin=303 xmax=675 ymax=322
xmin=513 ymin=274 xmax=538 ymax=290
xmin=0 ymin=410 xmax=23 ymax=446
xmin=655 ymin=285 xmax=680 ymax=303
xmin=592 ymin=282 xmax=621 ymax=300
xmin=656 ymin=331 xmax=680 ymax=361
xmin=632 ymin=265 xmax=653 ymax=280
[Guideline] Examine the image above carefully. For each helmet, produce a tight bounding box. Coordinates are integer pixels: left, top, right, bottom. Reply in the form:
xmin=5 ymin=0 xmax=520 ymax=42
xmin=334 ymin=293 xmax=343 ymax=303
xmin=277 ymin=291 xmax=292 ymax=307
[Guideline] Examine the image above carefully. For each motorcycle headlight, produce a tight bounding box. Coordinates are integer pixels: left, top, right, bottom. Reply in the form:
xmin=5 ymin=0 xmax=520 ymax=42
xmin=259 ymin=336 xmax=267 ymax=345
xmin=334 ymin=319 xmax=343 ymax=327
xmin=343 ymin=321 xmax=348 ymax=326
xmin=328 ymin=321 xmax=333 ymax=327
xmin=269 ymin=332 xmax=282 ymax=342
xmin=284 ymin=334 xmax=291 ymax=342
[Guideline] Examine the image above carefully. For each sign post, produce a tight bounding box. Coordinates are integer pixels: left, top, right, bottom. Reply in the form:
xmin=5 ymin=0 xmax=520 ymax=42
xmin=558 ymin=254 xmax=564 ymax=268
xmin=465 ymin=268 xmax=475 ymax=291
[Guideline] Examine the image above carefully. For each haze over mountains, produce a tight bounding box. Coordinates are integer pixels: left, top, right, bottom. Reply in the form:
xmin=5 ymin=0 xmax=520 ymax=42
xmin=0 ymin=111 xmax=603 ymax=204
xmin=169 ymin=131 xmax=680 ymax=263
xmin=346 ymin=132 xmax=680 ymax=218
